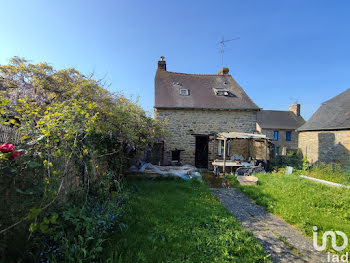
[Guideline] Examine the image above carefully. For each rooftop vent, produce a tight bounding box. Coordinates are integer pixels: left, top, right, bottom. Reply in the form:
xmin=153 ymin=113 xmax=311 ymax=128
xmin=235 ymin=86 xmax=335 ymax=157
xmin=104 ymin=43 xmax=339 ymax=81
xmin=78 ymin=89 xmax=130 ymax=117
xmin=173 ymin=82 xmax=182 ymax=87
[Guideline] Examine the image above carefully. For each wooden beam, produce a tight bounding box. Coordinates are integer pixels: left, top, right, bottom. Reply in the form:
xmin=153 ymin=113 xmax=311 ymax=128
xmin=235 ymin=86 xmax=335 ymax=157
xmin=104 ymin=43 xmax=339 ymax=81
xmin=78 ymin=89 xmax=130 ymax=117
xmin=223 ymin=138 xmax=227 ymax=176
xmin=223 ymin=137 xmax=227 ymax=187
xmin=265 ymin=139 xmax=268 ymax=163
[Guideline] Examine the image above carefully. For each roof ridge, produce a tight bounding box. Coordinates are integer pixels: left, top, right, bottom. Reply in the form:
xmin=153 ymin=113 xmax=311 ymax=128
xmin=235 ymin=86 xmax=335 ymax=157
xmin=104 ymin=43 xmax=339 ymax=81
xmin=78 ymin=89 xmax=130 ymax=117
xmin=260 ymin=109 xmax=290 ymax=113
xmin=323 ymin=87 xmax=350 ymax=104
xmin=159 ymin=70 xmax=231 ymax=77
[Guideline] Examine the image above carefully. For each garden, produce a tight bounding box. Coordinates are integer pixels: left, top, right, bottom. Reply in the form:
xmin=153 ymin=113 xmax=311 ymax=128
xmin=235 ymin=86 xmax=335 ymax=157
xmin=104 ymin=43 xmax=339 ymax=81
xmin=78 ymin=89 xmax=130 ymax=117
xmin=1 ymin=57 xmax=349 ymax=262
xmin=0 ymin=58 xmax=270 ymax=263
xmin=0 ymin=57 xmax=165 ymax=262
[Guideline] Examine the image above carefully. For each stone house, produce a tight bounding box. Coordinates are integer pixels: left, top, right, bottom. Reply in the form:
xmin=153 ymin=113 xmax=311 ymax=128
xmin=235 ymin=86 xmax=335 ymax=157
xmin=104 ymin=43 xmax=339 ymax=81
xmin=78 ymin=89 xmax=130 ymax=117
xmin=298 ymin=88 xmax=350 ymax=166
xmin=256 ymin=105 xmax=305 ymax=155
xmin=154 ymin=57 xmax=262 ymax=168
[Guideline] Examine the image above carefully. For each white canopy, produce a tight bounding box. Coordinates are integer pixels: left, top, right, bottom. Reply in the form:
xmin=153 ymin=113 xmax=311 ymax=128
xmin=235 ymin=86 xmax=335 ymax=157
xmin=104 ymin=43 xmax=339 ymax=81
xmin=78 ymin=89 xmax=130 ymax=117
xmin=216 ymin=132 xmax=270 ymax=141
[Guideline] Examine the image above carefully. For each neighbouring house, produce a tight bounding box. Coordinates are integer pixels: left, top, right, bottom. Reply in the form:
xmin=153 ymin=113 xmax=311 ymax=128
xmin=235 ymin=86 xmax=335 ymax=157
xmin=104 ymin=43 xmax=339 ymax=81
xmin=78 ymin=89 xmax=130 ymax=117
xmin=256 ymin=104 xmax=305 ymax=155
xmin=298 ymin=88 xmax=350 ymax=166
xmin=154 ymin=57 xmax=264 ymax=168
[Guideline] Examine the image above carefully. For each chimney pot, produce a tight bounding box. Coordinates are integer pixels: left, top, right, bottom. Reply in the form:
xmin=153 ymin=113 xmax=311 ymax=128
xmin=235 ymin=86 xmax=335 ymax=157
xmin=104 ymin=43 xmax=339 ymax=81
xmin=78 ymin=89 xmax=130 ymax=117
xmin=158 ymin=56 xmax=166 ymax=71
xmin=217 ymin=67 xmax=229 ymax=75
xmin=289 ymin=104 xmax=301 ymax=116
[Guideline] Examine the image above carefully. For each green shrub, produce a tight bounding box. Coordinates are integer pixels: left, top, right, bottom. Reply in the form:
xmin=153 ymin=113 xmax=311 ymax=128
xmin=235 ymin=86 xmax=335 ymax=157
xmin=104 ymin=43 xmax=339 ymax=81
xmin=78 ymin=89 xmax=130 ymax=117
xmin=270 ymin=151 xmax=303 ymax=170
xmin=0 ymin=57 xmax=165 ymax=261
xmin=27 ymin=187 xmax=126 ymax=262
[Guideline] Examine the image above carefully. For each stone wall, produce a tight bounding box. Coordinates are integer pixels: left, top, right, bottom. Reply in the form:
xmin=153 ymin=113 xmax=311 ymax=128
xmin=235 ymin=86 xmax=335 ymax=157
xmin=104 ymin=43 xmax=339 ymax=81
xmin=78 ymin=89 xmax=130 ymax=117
xmin=258 ymin=127 xmax=298 ymax=154
xmin=154 ymin=108 xmax=257 ymax=166
xmin=252 ymin=140 xmax=270 ymax=161
xmin=298 ymin=130 xmax=350 ymax=166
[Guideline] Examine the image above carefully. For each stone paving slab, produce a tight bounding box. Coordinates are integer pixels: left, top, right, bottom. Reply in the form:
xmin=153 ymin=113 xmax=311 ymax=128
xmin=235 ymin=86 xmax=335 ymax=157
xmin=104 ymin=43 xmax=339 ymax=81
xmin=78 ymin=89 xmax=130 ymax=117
xmin=211 ymin=188 xmax=329 ymax=263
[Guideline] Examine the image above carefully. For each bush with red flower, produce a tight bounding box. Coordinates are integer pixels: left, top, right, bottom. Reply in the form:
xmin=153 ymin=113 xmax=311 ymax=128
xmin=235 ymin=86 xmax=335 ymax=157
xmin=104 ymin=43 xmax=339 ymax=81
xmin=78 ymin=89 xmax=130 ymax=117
xmin=0 ymin=142 xmax=23 ymax=161
xmin=0 ymin=142 xmax=15 ymax=153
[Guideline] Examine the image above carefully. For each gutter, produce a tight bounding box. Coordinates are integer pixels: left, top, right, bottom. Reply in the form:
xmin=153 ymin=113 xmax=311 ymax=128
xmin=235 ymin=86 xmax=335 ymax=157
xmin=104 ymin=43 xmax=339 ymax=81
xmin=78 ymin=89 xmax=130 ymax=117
xmin=297 ymin=127 xmax=350 ymax=132
xmin=153 ymin=106 xmax=260 ymax=111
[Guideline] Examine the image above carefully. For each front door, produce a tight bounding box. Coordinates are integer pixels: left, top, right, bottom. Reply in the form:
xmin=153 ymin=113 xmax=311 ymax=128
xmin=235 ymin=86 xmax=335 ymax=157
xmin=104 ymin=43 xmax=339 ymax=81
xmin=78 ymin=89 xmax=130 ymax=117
xmin=195 ymin=136 xmax=208 ymax=168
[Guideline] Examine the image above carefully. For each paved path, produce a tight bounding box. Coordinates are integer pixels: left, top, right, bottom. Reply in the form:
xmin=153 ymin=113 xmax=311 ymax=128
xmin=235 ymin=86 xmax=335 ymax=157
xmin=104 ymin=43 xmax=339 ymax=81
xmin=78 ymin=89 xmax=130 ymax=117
xmin=211 ymin=188 xmax=329 ymax=263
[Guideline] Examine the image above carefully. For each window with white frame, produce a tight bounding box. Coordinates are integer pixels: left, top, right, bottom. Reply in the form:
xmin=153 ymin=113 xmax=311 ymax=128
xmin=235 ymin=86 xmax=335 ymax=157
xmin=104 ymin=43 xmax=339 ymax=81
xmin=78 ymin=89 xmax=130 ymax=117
xmin=179 ymin=89 xmax=189 ymax=96
xmin=218 ymin=140 xmax=230 ymax=156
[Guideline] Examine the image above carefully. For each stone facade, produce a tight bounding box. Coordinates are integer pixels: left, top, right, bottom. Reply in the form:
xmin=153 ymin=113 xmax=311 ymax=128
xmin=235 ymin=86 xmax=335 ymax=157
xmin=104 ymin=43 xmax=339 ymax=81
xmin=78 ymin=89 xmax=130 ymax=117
xmin=298 ymin=130 xmax=350 ymax=166
xmin=154 ymin=108 xmax=258 ymax=166
xmin=257 ymin=126 xmax=299 ymax=154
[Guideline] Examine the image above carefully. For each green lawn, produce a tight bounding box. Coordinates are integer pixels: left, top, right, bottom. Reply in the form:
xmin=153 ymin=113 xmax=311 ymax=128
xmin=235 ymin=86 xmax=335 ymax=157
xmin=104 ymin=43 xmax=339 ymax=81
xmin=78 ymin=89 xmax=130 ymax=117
xmin=238 ymin=173 xmax=350 ymax=254
xmin=304 ymin=164 xmax=350 ymax=186
xmin=106 ymin=177 xmax=270 ymax=263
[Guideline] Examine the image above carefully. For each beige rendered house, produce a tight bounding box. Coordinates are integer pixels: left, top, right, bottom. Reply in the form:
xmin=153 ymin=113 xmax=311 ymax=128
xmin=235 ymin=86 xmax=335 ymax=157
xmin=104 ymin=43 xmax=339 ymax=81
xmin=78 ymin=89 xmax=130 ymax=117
xmin=298 ymin=88 xmax=350 ymax=166
xmin=154 ymin=57 xmax=262 ymax=168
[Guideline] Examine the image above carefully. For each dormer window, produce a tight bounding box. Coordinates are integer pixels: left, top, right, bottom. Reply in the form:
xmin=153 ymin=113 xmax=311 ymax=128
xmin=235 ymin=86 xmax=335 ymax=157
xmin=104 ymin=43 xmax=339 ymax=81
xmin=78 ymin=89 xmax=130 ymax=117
xmin=179 ymin=89 xmax=189 ymax=96
xmin=216 ymin=90 xmax=229 ymax=96
xmin=213 ymin=88 xmax=234 ymax=97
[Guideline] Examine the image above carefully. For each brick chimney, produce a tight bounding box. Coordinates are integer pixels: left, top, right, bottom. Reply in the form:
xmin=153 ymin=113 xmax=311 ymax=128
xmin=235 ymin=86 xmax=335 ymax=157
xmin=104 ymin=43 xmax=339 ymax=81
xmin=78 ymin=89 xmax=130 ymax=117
xmin=157 ymin=56 xmax=166 ymax=71
xmin=217 ymin=67 xmax=229 ymax=75
xmin=289 ymin=104 xmax=301 ymax=116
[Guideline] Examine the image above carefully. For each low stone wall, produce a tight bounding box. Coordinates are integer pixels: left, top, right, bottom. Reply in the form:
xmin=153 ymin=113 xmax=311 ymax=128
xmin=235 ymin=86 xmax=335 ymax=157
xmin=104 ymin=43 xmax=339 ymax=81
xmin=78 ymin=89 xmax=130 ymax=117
xmin=298 ymin=130 xmax=350 ymax=166
xmin=154 ymin=108 xmax=257 ymax=166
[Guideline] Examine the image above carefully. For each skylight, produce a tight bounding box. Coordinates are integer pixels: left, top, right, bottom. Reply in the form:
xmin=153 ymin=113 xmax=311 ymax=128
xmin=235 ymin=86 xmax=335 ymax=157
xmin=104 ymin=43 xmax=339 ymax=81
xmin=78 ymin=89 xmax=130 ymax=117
xmin=179 ymin=89 xmax=189 ymax=96
xmin=213 ymin=88 xmax=234 ymax=97
xmin=217 ymin=90 xmax=229 ymax=96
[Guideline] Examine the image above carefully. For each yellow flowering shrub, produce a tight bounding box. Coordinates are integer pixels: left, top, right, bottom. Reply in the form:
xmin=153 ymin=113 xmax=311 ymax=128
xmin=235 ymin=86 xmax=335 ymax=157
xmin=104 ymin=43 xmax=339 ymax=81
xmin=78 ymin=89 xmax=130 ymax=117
xmin=0 ymin=57 xmax=165 ymax=254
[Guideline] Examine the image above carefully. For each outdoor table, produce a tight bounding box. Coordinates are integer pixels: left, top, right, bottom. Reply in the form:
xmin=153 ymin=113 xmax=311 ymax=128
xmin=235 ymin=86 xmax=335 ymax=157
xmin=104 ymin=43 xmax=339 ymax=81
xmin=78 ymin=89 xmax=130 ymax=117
xmin=212 ymin=160 xmax=242 ymax=176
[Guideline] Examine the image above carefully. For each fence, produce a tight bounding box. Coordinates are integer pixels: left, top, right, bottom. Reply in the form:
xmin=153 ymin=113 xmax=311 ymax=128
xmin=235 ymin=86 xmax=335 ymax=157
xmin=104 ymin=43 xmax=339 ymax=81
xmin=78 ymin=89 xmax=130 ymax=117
xmin=0 ymin=124 xmax=21 ymax=144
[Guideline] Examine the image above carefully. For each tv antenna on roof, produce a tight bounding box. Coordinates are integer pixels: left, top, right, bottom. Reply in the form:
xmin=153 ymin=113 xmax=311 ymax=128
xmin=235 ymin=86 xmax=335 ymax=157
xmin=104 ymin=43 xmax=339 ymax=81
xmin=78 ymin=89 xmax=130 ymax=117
xmin=219 ymin=36 xmax=240 ymax=66
xmin=289 ymin=97 xmax=299 ymax=104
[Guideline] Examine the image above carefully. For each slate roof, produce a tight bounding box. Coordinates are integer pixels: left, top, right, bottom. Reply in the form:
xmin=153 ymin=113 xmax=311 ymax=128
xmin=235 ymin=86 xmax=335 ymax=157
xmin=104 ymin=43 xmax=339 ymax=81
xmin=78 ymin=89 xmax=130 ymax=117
xmin=154 ymin=70 xmax=260 ymax=110
xmin=298 ymin=88 xmax=350 ymax=131
xmin=257 ymin=110 xmax=305 ymax=130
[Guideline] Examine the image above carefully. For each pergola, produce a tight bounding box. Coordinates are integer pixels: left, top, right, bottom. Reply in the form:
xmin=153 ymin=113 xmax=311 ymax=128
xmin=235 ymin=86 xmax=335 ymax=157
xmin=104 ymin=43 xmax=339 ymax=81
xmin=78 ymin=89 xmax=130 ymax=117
xmin=215 ymin=132 xmax=271 ymax=176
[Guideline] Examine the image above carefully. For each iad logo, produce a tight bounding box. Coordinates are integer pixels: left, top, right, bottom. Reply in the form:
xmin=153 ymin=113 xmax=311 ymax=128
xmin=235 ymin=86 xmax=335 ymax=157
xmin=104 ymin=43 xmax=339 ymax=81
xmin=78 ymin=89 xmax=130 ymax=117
xmin=313 ymin=226 xmax=348 ymax=251
xmin=313 ymin=226 xmax=349 ymax=262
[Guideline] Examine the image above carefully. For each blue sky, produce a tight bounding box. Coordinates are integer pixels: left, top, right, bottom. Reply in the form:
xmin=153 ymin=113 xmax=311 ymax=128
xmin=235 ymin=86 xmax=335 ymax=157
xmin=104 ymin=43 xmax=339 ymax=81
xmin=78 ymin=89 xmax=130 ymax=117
xmin=1 ymin=0 xmax=350 ymax=119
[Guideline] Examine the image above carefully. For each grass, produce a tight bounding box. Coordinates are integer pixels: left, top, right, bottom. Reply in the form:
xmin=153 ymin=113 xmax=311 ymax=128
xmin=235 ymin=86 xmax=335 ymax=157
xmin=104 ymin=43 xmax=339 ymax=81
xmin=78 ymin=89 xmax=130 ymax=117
xmin=305 ymin=163 xmax=350 ymax=186
xmin=238 ymin=173 xmax=350 ymax=254
xmin=106 ymin=177 xmax=270 ymax=263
